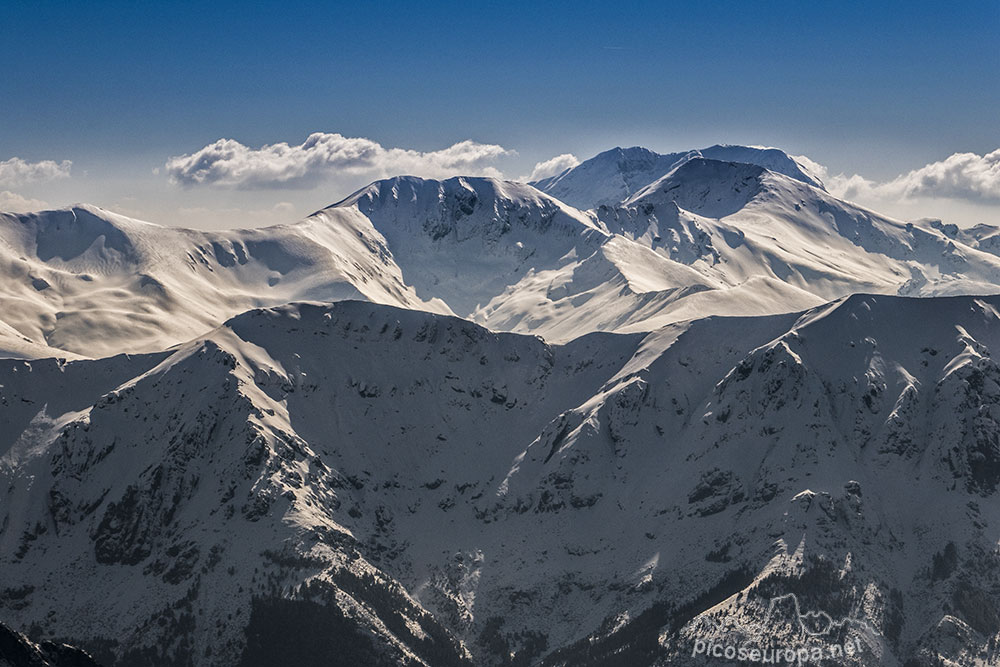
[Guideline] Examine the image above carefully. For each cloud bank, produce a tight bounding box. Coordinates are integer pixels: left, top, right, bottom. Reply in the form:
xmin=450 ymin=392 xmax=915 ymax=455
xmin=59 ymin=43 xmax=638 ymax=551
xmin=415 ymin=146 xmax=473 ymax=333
xmin=813 ymin=149 xmax=1000 ymax=204
xmin=0 ymin=191 xmax=50 ymax=213
xmin=166 ymin=133 xmax=515 ymax=189
xmin=0 ymin=157 xmax=72 ymax=187
xmin=525 ymin=153 xmax=580 ymax=182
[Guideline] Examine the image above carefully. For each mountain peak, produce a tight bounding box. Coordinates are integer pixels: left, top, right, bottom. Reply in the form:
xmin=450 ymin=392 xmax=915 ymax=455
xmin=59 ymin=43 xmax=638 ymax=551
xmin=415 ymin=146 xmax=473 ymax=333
xmin=605 ymin=145 xmax=671 ymax=162
xmin=330 ymin=174 xmax=561 ymax=214
xmin=327 ymin=174 xmax=602 ymax=238
xmin=315 ymin=174 xmax=605 ymax=317
xmin=697 ymin=144 xmax=825 ymax=189
xmin=532 ymin=144 xmax=826 ymax=210
xmin=530 ymin=147 xmax=686 ymax=210
xmin=624 ymin=157 xmax=769 ymax=218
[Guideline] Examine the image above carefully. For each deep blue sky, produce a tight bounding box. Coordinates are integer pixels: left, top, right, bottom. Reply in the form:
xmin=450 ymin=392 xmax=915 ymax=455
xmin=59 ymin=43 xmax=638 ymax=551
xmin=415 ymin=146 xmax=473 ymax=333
xmin=2 ymin=0 xmax=998 ymax=227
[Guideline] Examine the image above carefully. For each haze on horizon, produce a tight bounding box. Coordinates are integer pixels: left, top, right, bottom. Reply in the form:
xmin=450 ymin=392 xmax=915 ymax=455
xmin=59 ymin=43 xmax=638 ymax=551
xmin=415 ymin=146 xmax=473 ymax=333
xmin=1 ymin=0 xmax=998 ymax=230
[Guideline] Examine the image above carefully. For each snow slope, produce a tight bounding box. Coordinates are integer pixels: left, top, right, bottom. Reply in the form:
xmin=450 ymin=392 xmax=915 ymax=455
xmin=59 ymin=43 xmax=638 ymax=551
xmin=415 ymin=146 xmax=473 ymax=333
xmin=3 ymin=296 xmax=1000 ymax=666
xmin=323 ymin=175 xmax=607 ymax=315
xmin=0 ymin=204 xmax=448 ymax=358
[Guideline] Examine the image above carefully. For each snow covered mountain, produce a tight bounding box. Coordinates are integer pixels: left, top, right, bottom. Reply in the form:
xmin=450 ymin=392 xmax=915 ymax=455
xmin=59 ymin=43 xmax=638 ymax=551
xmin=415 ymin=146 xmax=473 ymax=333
xmin=478 ymin=155 xmax=1000 ymax=340
xmin=602 ymin=156 xmax=1000 ymax=298
xmin=323 ymin=175 xmax=606 ymax=316
xmin=3 ymin=295 xmax=1000 ymax=666
xmin=530 ymin=144 xmax=826 ymax=210
xmin=5 ymin=151 xmax=1000 ymax=358
xmin=0 ymin=204 xmax=446 ymax=359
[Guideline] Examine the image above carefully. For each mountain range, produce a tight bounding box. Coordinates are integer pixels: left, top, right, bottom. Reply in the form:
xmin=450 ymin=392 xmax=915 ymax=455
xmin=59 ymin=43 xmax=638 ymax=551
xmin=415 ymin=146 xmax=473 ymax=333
xmin=5 ymin=145 xmax=1000 ymax=360
xmin=2 ymin=144 xmax=999 ymax=667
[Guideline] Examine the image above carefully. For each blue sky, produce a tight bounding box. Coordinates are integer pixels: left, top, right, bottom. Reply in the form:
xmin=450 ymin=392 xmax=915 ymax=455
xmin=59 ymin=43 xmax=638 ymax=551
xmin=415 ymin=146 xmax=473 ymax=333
xmin=1 ymin=0 xmax=998 ymax=228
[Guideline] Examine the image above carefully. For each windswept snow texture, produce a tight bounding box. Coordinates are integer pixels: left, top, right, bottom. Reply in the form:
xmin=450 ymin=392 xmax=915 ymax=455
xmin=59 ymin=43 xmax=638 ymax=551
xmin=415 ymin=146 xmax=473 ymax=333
xmin=3 ymin=297 xmax=1000 ymax=666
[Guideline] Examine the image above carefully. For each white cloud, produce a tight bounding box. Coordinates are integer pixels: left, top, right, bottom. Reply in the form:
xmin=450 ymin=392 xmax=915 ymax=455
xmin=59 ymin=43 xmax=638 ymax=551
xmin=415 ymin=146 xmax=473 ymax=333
xmin=0 ymin=191 xmax=50 ymax=213
xmin=790 ymin=154 xmax=828 ymax=185
xmin=884 ymin=149 xmax=1000 ymax=201
xmin=165 ymin=133 xmax=515 ymax=189
xmin=825 ymin=173 xmax=881 ymax=201
xmin=817 ymin=149 xmax=1000 ymax=204
xmin=524 ymin=153 xmax=580 ymax=182
xmin=0 ymin=157 xmax=72 ymax=187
